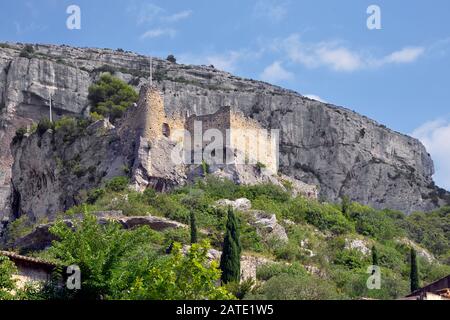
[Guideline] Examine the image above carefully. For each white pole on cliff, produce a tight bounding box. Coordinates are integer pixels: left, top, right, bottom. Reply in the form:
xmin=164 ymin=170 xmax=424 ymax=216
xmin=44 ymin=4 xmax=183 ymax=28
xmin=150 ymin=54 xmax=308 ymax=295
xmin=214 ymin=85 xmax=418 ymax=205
xmin=149 ymin=57 xmax=153 ymax=87
xmin=49 ymin=93 xmax=53 ymax=123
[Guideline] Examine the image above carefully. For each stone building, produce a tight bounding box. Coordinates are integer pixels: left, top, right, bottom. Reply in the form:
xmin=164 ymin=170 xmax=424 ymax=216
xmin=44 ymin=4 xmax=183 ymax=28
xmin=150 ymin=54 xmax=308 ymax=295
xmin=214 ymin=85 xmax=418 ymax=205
xmin=118 ymin=84 xmax=315 ymax=197
xmin=403 ymin=275 xmax=450 ymax=300
xmin=133 ymin=85 xmax=279 ymax=174
xmin=0 ymin=250 xmax=58 ymax=287
xmin=185 ymin=106 xmax=279 ymax=174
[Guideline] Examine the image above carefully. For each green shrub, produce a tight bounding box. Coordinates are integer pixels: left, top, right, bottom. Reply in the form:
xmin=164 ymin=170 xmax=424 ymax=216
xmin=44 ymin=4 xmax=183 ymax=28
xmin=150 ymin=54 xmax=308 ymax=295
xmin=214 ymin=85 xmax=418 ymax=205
xmin=163 ymin=228 xmax=191 ymax=247
xmin=105 ymin=176 xmax=129 ymax=192
xmin=403 ymin=207 xmax=450 ymax=256
xmin=19 ymin=44 xmax=35 ymax=58
xmin=142 ymin=188 xmax=157 ymax=203
xmin=273 ymin=242 xmax=304 ymax=262
xmin=334 ymin=249 xmax=366 ymax=270
xmin=90 ymin=112 xmax=104 ymax=121
xmin=87 ymin=188 xmax=106 ymax=204
xmin=166 ymin=55 xmax=177 ymax=63
xmin=225 ymin=279 xmax=255 ymax=300
xmin=420 ymin=262 xmax=450 ymax=285
xmin=5 ymin=216 xmax=35 ymax=243
xmin=376 ymin=243 xmax=405 ymax=272
xmin=36 ymin=118 xmax=54 ymax=136
xmin=349 ymin=203 xmax=400 ymax=240
xmin=151 ymin=194 xmax=190 ymax=223
xmin=88 ymin=73 xmax=138 ymax=122
xmin=255 ymin=161 xmax=266 ymax=172
xmin=12 ymin=127 xmax=28 ymax=144
xmin=54 ymin=116 xmax=80 ymax=141
xmin=304 ymin=201 xmax=354 ymax=235
xmin=124 ymin=241 xmax=234 ymax=300
xmin=0 ymin=256 xmax=18 ymax=300
xmin=241 ymin=184 xmax=290 ymax=202
xmin=330 ymin=266 xmax=409 ymax=300
xmin=48 ymin=211 xmax=165 ymax=299
xmin=251 ymin=274 xmax=342 ymax=300
xmin=196 ymin=176 xmax=241 ymax=200
xmin=256 ymin=262 xmax=307 ymax=281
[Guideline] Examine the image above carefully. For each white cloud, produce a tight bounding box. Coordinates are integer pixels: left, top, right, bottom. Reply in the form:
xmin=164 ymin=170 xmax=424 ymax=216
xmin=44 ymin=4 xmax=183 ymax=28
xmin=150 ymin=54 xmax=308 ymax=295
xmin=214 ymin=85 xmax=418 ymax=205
xmin=278 ymin=34 xmax=425 ymax=72
xmin=163 ymin=10 xmax=193 ymax=22
xmin=304 ymin=94 xmax=326 ymax=103
xmin=253 ymin=0 xmax=288 ymax=22
xmin=260 ymin=61 xmax=294 ymax=83
xmin=203 ymin=52 xmax=243 ymax=73
xmin=381 ymin=47 xmax=425 ymax=64
xmin=134 ymin=3 xmax=164 ymax=25
xmin=179 ymin=50 xmax=261 ymax=73
xmin=128 ymin=3 xmax=193 ymax=39
xmin=317 ymin=46 xmax=364 ymax=72
xmin=140 ymin=28 xmax=177 ymax=39
xmin=14 ymin=21 xmax=47 ymax=35
xmin=411 ymin=118 xmax=450 ymax=190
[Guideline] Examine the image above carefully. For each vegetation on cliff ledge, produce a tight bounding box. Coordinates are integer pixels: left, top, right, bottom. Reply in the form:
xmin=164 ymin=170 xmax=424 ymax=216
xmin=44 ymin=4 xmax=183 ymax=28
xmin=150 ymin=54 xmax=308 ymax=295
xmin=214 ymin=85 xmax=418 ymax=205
xmin=1 ymin=176 xmax=450 ymax=300
xmin=88 ymin=73 xmax=138 ymax=122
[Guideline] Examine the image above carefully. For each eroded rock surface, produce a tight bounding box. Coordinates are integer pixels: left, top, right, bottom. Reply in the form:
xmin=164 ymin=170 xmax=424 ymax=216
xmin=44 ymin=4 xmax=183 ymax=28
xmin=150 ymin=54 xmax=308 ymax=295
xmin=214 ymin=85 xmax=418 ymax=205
xmin=1 ymin=42 xmax=448 ymax=221
xmin=248 ymin=210 xmax=289 ymax=244
xmin=215 ymin=198 xmax=252 ymax=211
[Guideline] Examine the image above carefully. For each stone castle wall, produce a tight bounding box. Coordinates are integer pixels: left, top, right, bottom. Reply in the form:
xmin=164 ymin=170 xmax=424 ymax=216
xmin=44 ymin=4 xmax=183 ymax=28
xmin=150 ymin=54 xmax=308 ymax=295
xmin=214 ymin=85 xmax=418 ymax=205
xmin=139 ymin=86 xmax=185 ymax=142
xmin=136 ymin=86 xmax=278 ymax=174
xmin=229 ymin=112 xmax=278 ymax=174
xmin=185 ymin=106 xmax=231 ymax=153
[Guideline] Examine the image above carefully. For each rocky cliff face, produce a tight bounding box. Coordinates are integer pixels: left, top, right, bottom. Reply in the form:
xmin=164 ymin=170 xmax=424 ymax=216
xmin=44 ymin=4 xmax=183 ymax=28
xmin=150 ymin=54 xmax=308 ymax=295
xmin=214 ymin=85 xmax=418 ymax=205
xmin=0 ymin=42 xmax=448 ymax=219
xmin=10 ymin=120 xmax=126 ymax=220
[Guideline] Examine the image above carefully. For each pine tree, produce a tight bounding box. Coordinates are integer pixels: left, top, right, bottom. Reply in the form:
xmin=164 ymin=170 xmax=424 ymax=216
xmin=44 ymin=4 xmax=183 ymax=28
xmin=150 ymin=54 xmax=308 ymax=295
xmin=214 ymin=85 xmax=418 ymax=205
xmin=190 ymin=211 xmax=198 ymax=244
xmin=371 ymin=245 xmax=379 ymax=266
xmin=220 ymin=207 xmax=242 ymax=284
xmin=410 ymin=248 xmax=420 ymax=292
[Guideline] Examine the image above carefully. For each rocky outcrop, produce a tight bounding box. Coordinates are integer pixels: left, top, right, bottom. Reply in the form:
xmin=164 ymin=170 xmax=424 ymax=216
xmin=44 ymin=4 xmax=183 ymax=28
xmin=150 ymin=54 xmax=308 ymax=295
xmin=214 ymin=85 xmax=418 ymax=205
xmin=1 ymin=42 xmax=448 ymax=220
xmin=240 ymin=255 xmax=273 ymax=281
xmin=248 ymin=210 xmax=289 ymax=244
xmin=215 ymin=198 xmax=252 ymax=211
xmin=114 ymin=215 xmax=186 ymax=231
xmin=10 ymin=212 xmax=187 ymax=252
xmin=396 ymin=237 xmax=436 ymax=263
xmin=207 ymin=164 xmax=318 ymax=199
xmin=10 ymin=119 xmax=126 ymax=220
xmin=344 ymin=238 xmax=371 ymax=256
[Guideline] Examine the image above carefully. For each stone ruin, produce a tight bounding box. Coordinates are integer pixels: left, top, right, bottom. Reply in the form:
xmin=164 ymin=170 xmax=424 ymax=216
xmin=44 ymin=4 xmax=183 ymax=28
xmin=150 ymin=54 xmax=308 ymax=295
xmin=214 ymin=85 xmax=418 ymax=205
xmin=120 ymin=84 xmax=318 ymax=198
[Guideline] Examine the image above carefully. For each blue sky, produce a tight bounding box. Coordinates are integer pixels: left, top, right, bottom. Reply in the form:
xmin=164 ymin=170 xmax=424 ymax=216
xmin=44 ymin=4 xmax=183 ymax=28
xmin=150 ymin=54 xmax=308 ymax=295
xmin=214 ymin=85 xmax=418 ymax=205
xmin=0 ymin=0 xmax=449 ymax=189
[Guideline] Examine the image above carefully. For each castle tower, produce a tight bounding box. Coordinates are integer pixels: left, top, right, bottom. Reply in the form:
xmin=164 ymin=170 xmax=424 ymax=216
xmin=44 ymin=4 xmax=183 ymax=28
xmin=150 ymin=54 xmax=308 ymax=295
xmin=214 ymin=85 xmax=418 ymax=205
xmin=137 ymin=85 xmax=166 ymax=142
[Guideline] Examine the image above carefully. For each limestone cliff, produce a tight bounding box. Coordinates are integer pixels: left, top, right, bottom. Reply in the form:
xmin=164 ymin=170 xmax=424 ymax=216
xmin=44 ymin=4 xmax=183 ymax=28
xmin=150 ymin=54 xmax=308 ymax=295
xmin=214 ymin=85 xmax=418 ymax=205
xmin=0 ymin=42 xmax=448 ymax=219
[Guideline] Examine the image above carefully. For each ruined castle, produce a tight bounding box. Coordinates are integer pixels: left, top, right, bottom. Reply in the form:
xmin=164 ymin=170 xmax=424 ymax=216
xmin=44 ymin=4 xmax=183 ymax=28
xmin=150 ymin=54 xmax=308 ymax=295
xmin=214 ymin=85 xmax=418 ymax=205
xmin=128 ymin=84 xmax=279 ymax=175
xmin=116 ymin=84 xmax=317 ymax=198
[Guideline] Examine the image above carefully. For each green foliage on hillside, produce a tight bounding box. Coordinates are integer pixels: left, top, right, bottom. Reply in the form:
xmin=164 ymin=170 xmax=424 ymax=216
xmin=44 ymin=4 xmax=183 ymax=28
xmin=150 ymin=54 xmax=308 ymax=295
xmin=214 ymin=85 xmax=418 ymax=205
xmin=3 ymin=176 xmax=450 ymax=301
xmin=88 ymin=73 xmax=138 ymax=122
xmin=0 ymin=256 xmax=18 ymax=300
xmin=124 ymin=241 xmax=233 ymax=300
xmin=19 ymin=44 xmax=35 ymax=58
xmin=44 ymin=210 xmax=233 ymax=300
xmin=248 ymin=272 xmax=342 ymax=300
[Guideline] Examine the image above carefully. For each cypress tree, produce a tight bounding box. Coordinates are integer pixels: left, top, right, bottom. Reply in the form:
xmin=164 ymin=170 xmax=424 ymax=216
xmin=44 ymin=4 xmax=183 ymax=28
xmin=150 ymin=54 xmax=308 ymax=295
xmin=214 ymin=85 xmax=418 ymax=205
xmin=190 ymin=211 xmax=198 ymax=244
xmin=220 ymin=207 xmax=242 ymax=284
xmin=371 ymin=245 xmax=379 ymax=266
xmin=341 ymin=195 xmax=351 ymax=217
xmin=410 ymin=248 xmax=420 ymax=292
